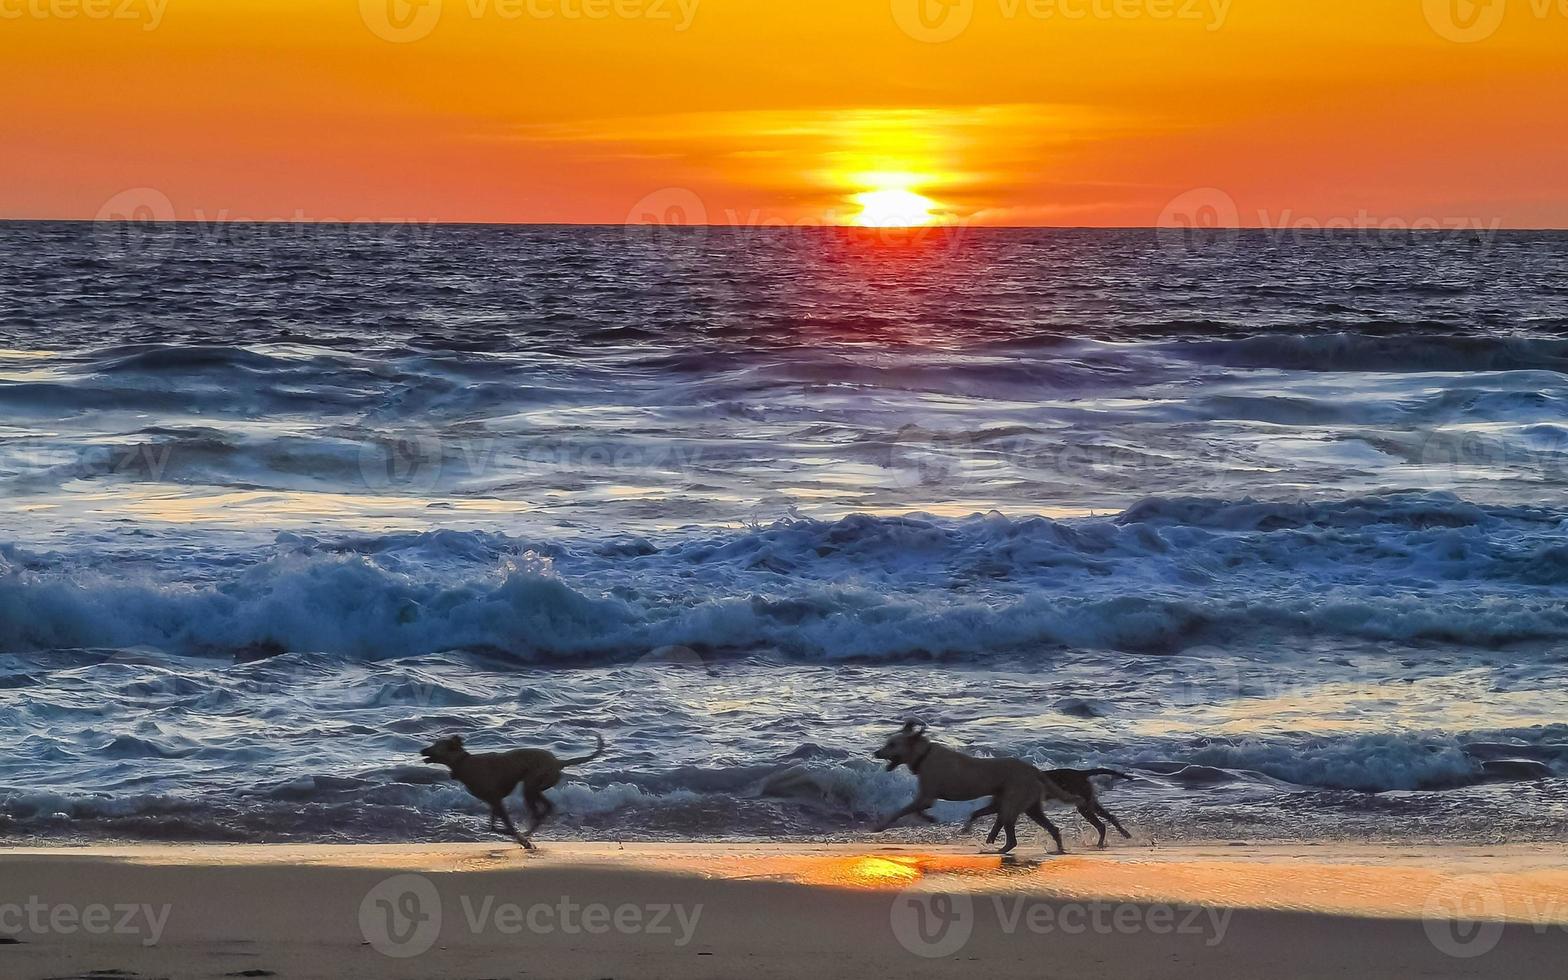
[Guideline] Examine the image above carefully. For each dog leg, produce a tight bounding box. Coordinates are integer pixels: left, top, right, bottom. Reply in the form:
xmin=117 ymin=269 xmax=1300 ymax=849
xmin=492 ymin=802 xmax=535 ymax=851
xmin=1026 ymin=803 xmax=1067 ymax=854
xmin=875 ymin=797 xmax=935 ymax=832
xmin=524 ymin=789 xmax=555 ymax=834
xmin=997 ymin=819 xmax=1019 ymax=855
xmin=964 ymin=802 xmax=998 ymax=834
xmin=1099 ymin=805 xmax=1132 ymax=839
xmin=1078 ymin=804 xmax=1109 ymax=847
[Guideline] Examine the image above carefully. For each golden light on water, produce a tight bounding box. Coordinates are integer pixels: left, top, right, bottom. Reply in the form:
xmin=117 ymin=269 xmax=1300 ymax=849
xmin=844 ymin=855 xmax=924 ymax=882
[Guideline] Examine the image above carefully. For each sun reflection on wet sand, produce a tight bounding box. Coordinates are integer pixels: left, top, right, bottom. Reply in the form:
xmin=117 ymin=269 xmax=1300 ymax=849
xmin=809 ymin=853 xmax=1005 ymax=888
xmin=21 ymin=843 xmax=1568 ymax=924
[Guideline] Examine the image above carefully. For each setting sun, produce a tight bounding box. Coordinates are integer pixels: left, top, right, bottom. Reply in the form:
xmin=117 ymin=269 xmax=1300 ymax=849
xmin=851 ymin=189 xmax=937 ymax=228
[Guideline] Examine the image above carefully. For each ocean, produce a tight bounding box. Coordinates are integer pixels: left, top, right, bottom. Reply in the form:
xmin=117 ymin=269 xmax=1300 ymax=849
xmin=1 ymin=222 xmax=1565 ymax=845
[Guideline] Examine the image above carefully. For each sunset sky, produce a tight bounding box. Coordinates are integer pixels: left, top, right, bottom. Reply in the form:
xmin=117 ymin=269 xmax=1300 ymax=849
xmin=3 ymin=0 xmax=1565 ymax=226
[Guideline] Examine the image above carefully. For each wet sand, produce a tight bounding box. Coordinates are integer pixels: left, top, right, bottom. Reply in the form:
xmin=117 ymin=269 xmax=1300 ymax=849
xmin=1 ymin=841 xmax=1565 ymax=979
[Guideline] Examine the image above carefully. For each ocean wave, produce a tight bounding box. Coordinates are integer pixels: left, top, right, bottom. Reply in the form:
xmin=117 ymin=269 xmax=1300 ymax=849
xmin=2 ymin=730 xmax=1561 ymax=842
xmin=6 ymin=552 xmax=1567 ymax=659
xmin=1175 ymin=333 xmax=1568 ymax=374
xmin=1133 ymin=732 xmax=1566 ymax=793
xmin=3 ymin=493 xmax=1568 ymax=659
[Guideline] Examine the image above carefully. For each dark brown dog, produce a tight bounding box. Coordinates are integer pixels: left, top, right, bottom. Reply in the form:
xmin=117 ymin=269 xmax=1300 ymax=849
xmin=873 ymin=721 xmax=1084 ymax=855
xmin=420 ymin=733 xmax=604 ymax=850
xmin=967 ymin=767 xmax=1135 ymax=848
xmin=1042 ymin=767 xmax=1134 ymax=847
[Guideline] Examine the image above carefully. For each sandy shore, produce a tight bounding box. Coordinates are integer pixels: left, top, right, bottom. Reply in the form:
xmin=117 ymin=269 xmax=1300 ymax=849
xmin=2 ymin=841 xmax=1565 ymax=979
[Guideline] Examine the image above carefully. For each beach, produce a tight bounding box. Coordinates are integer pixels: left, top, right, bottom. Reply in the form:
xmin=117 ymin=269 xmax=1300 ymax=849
xmin=7 ymin=3 xmax=1568 ymax=979
xmin=2 ymin=841 xmax=1565 ymax=979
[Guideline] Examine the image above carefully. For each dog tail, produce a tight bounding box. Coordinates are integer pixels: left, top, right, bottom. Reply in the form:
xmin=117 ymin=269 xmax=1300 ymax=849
xmin=561 ymin=733 xmax=605 ymax=767
xmin=1034 ymin=770 xmax=1086 ymax=805
xmin=1081 ymin=768 xmax=1134 ymax=782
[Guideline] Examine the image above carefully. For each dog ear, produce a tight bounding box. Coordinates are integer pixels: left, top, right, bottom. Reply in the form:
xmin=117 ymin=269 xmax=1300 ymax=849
xmin=902 ymin=719 xmax=927 ymax=736
xmin=451 ymin=735 xmax=465 ymax=747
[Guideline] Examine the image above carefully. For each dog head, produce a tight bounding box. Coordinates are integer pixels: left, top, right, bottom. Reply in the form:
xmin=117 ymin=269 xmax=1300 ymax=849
xmin=873 ymin=720 xmax=929 ymax=772
xmin=419 ymin=735 xmax=466 ymax=767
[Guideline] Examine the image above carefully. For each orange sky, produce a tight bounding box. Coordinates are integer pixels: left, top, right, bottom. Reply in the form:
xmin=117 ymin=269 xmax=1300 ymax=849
xmin=3 ymin=0 xmax=1565 ymax=226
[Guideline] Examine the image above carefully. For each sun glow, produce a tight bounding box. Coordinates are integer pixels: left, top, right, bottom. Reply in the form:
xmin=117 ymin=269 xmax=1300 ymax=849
xmin=851 ymin=188 xmax=938 ymax=228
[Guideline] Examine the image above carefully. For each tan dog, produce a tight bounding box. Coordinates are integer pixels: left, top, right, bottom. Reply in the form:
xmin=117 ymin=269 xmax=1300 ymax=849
xmin=420 ymin=733 xmax=604 ymax=850
xmin=872 ymin=721 xmax=1083 ymax=854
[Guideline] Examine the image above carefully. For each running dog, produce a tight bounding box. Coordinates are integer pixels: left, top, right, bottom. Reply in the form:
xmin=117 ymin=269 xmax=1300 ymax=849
xmin=419 ymin=733 xmax=604 ymax=850
xmin=872 ymin=720 xmax=1084 ymax=854
xmin=967 ymin=766 xmax=1135 ymax=848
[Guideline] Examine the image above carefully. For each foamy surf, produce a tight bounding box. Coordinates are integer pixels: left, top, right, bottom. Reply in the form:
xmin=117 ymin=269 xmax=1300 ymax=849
xmin=1 ymin=224 xmax=1566 ymax=845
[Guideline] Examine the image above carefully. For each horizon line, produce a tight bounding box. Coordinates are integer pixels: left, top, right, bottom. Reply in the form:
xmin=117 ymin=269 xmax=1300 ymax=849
xmin=3 ymin=219 xmax=1565 ymax=233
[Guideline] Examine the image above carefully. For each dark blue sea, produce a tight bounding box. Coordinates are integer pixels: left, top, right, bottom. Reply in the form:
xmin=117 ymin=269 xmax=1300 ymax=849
xmin=1 ymin=222 xmax=1565 ymax=843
